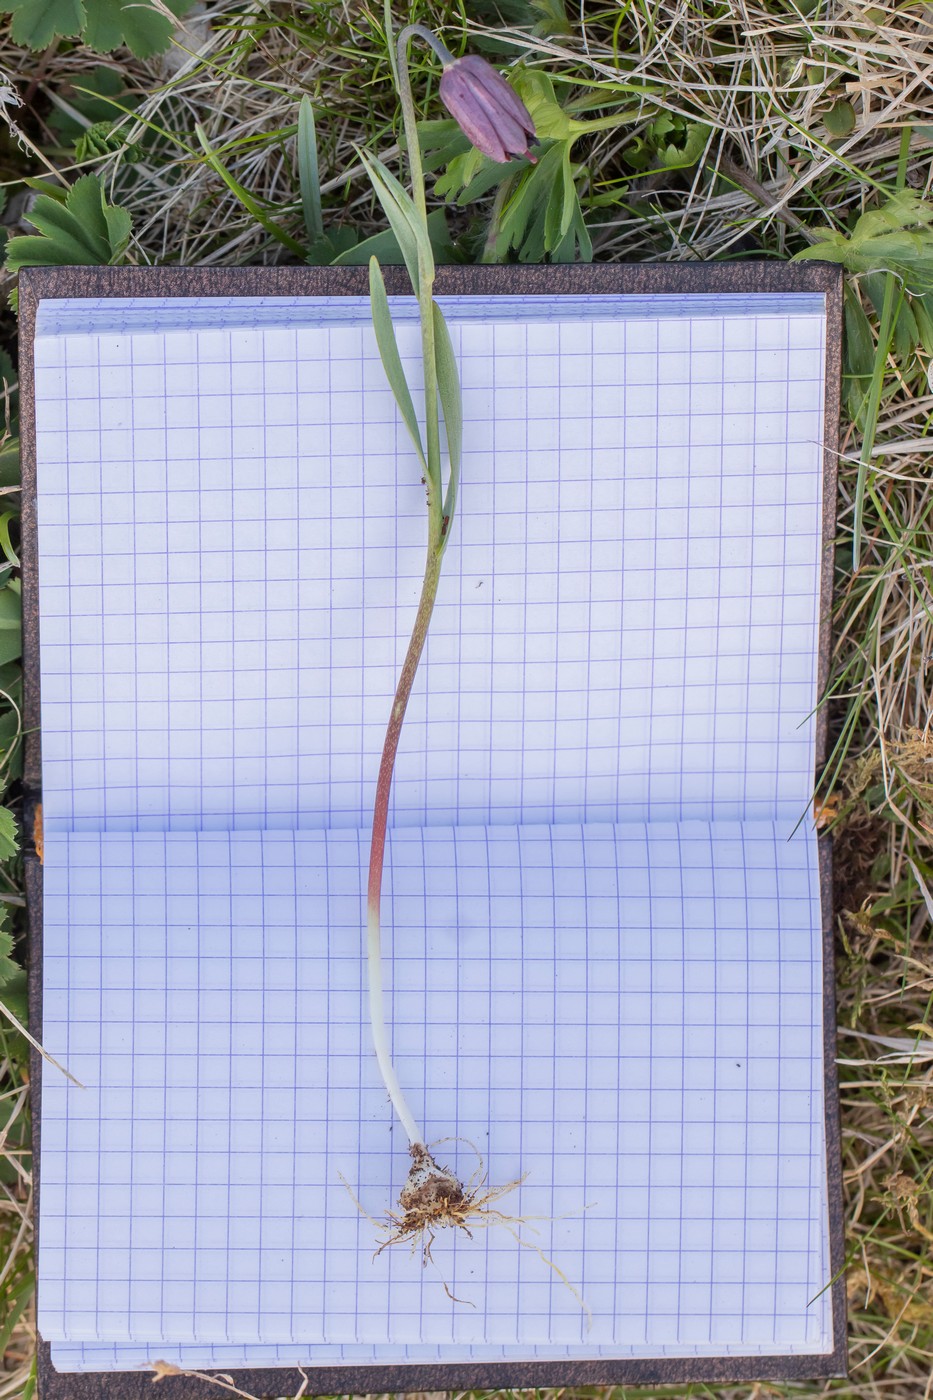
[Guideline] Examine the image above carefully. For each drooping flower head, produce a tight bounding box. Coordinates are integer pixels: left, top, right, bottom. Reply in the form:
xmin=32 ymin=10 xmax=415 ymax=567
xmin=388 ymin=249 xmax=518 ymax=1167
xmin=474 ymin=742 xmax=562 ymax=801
xmin=439 ymin=54 xmax=537 ymax=165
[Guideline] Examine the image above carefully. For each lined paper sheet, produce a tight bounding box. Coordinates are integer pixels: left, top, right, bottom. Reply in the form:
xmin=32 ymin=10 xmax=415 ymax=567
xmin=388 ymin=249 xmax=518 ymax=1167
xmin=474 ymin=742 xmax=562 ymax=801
xmin=32 ymin=293 xmax=833 ymax=1366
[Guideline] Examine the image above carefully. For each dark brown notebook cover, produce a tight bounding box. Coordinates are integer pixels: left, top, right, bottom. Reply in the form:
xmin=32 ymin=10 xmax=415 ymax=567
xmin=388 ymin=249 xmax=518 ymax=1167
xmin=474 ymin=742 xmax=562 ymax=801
xmin=21 ymin=263 xmax=845 ymax=1395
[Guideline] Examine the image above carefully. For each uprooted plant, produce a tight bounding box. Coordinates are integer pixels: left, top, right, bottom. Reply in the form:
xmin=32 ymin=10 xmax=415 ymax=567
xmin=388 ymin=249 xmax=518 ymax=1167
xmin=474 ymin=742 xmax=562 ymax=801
xmin=357 ymin=11 xmax=545 ymax=1269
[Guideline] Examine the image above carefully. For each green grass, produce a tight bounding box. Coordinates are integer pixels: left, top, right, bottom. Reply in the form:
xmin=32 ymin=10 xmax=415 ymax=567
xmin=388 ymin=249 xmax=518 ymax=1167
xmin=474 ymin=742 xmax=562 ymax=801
xmin=0 ymin=0 xmax=932 ymax=1393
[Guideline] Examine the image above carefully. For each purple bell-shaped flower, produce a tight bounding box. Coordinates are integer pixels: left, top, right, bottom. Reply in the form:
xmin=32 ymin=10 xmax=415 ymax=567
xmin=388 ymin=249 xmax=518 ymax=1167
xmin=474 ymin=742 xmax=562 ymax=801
xmin=439 ymin=54 xmax=537 ymax=165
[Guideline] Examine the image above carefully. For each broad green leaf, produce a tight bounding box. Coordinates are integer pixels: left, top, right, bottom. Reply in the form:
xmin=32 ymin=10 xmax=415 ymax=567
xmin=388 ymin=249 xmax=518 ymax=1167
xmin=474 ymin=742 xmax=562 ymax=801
xmin=103 ymin=202 xmax=132 ymax=251
xmin=417 ymin=118 xmax=470 ymax=175
xmin=843 ymin=285 xmax=875 ymax=379
xmin=493 ymin=140 xmax=590 ymax=262
xmin=332 ymin=209 xmax=454 ymax=268
xmin=0 ymin=628 xmax=21 ymax=668
xmin=513 ymin=69 xmax=573 ymax=142
xmin=8 ymin=0 xmax=188 ymax=53
xmin=5 ymin=175 xmax=131 ymax=272
xmin=858 ymin=271 xmax=917 ymax=362
xmin=0 ymin=928 xmax=21 ymax=993
xmin=0 ymin=708 xmax=20 ymax=750
xmin=0 ymin=588 xmax=20 ymax=629
xmin=435 ymin=146 xmax=487 ymax=203
xmin=0 ymin=663 xmax=21 ymax=697
xmin=8 ymin=0 xmax=83 ymax=48
xmin=661 ymin=121 xmax=711 ymax=169
xmin=623 ymin=112 xmax=710 ymax=172
xmin=368 ymin=258 xmax=427 ymax=474
xmin=512 ymin=66 xmax=637 ymax=142
xmin=435 ymin=147 xmax=526 ymax=206
xmin=22 ymin=194 xmax=112 ymax=252
xmin=298 ymin=97 xmax=324 ymax=246
xmin=496 ymin=143 xmax=560 ymax=253
xmin=552 ymin=200 xmax=592 ymax=263
xmin=824 ymin=99 xmax=856 ymax=137
xmin=47 ymin=65 xmax=135 ymax=143
xmin=843 ymin=285 xmax=874 ymax=425
xmin=0 ymin=809 xmax=18 ymax=863
xmin=796 ymin=190 xmax=933 ymax=291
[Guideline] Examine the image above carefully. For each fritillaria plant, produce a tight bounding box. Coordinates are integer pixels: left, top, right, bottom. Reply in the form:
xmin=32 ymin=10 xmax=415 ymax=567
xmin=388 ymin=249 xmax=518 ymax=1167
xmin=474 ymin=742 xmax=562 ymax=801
xmin=357 ymin=19 xmax=537 ymax=1256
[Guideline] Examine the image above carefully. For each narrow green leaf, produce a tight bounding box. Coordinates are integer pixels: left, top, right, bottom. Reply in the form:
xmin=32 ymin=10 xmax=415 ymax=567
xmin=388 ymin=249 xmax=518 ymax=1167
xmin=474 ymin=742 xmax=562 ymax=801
xmin=357 ymin=148 xmax=433 ymax=293
xmin=368 ymin=258 xmax=427 ymax=473
xmin=195 ymin=126 xmax=306 ymax=260
xmin=298 ymin=97 xmax=324 ymax=246
xmin=432 ymin=301 xmax=462 ymax=532
xmin=0 ymin=515 xmax=19 ymax=570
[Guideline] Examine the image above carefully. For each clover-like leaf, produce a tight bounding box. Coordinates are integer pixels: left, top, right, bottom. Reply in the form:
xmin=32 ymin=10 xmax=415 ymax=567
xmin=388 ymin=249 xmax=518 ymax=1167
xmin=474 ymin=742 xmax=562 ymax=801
xmin=796 ymin=190 xmax=933 ymax=292
xmin=6 ymin=0 xmax=190 ymax=54
xmin=0 ymin=809 xmax=17 ymax=865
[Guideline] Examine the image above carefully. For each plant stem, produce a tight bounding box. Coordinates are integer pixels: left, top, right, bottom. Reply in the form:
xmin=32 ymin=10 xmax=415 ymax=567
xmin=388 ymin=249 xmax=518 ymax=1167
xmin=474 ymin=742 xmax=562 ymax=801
xmin=364 ymin=18 xmax=458 ymax=1156
xmin=366 ymin=541 xmax=442 ymax=1148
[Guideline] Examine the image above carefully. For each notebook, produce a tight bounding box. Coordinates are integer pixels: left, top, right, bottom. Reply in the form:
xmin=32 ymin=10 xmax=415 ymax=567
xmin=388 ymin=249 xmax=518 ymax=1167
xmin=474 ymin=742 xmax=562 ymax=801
xmin=22 ymin=264 xmax=846 ymax=1394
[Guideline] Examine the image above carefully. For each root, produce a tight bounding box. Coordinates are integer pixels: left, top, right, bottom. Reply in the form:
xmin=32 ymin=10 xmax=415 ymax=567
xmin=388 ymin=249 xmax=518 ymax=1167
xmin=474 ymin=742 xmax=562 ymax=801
xmin=347 ymin=1140 xmax=588 ymax=1319
xmin=376 ymin=1141 xmax=526 ymax=1252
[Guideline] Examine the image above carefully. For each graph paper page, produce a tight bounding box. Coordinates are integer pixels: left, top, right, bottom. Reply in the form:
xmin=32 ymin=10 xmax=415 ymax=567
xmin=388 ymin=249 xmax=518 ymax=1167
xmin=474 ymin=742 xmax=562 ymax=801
xmin=39 ymin=821 xmax=830 ymax=1352
xmin=32 ymin=293 xmax=833 ymax=1363
xmin=34 ymin=294 xmax=826 ymax=836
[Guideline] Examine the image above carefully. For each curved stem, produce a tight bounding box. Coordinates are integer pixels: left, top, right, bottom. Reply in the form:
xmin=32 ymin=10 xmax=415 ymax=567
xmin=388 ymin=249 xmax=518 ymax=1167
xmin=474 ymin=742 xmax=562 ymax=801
xmin=366 ymin=540 xmax=442 ymax=1147
xmin=397 ymin=23 xmax=455 ymax=73
xmin=366 ymin=12 xmax=457 ymax=1155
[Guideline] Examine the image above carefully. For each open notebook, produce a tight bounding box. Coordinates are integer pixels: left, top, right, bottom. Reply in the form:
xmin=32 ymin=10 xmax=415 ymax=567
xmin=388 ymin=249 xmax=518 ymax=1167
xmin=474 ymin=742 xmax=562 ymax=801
xmin=23 ymin=266 xmax=845 ymax=1390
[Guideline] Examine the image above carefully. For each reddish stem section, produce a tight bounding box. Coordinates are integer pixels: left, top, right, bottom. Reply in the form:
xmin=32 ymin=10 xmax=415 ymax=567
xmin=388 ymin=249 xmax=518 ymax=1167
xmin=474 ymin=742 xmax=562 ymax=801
xmin=367 ymin=547 xmax=442 ymax=919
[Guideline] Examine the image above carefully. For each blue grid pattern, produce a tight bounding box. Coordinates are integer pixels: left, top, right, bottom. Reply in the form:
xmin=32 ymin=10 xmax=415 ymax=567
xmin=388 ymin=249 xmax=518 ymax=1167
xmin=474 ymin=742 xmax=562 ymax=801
xmin=31 ymin=293 xmax=834 ymax=1366
xmin=40 ymin=822 xmax=828 ymax=1350
xmin=34 ymin=301 xmax=825 ymax=835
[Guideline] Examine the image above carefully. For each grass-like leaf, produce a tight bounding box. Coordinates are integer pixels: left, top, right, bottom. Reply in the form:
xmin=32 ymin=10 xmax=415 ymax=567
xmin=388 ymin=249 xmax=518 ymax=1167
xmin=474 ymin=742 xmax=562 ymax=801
xmin=432 ymin=301 xmax=461 ymax=531
xmin=297 ymin=97 xmax=324 ymax=246
xmin=356 ymin=147 xmax=432 ymax=293
xmin=368 ymin=257 xmax=428 ymax=477
xmin=195 ymin=126 xmax=306 ymax=258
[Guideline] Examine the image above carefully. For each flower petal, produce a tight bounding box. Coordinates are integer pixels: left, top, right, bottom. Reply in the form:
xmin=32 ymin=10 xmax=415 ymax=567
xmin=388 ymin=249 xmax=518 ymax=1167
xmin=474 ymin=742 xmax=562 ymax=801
xmin=439 ymin=54 xmax=536 ymax=163
xmin=457 ymin=55 xmax=535 ymax=139
xmin=440 ymin=66 xmax=509 ymax=162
